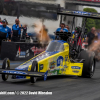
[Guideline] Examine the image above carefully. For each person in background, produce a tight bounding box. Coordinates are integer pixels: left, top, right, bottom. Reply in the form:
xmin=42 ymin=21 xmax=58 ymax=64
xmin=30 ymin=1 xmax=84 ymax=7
xmin=43 ymin=25 xmax=48 ymax=33
xmin=66 ymin=25 xmax=69 ymax=31
xmin=3 ymin=19 xmax=12 ymax=41
xmin=8 ymin=28 xmax=12 ymax=42
xmin=55 ymin=23 xmax=68 ymax=40
xmin=86 ymin=27 xmax=96 ymax=46
xmin=12 ymin=19 xmax=22 ymax=42
xmin=0 ymin=19 xmax=11 ymax=50
xmin=22 ymin=24 xmax=27 ymax=39
xmin=0 ymin=18 xmax=2 ymax=25
xmin=4 ymin=19 xmax=8 ymax=25
xmin=39 ymin=24 xmax=50 ymax=44
xmin=56 ymin=23 xmax=68 ymax=32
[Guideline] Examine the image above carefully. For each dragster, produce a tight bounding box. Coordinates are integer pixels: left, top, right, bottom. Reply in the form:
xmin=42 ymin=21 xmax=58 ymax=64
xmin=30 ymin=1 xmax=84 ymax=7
xmin=0 ymin=5 xmax=98 ymax=83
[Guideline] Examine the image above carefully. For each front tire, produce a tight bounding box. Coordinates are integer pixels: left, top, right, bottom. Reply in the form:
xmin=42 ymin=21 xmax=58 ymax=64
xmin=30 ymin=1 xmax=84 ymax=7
xmin=2 ymin=58 xmax=10 ymax=81
xmin=30 ymin=61 xmax=38 ymax=83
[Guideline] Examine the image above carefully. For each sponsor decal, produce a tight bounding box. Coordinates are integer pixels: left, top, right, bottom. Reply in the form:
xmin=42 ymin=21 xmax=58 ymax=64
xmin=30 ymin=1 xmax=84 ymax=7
xmin=61 ymin=68 xmax=64 ymax=71
xmin=73 ymin=11 xmax=91 ymax=15
xmin=2 ymin=70 xmax=27 ymax=75
xmin=57 ymin=56 xmax=63 ymax=66
xmin=64 ymin=65 xmax=68 ymax=68
xmin=30 ymin=46 xmax=46 ymax=56
xmin=72 ymin=70 xmax=79 ymax=73
xmin=71 ymin=66 xmax=81 ymax=69
xmin=49 ymin=68 xmax=61 ymax=72
xmin=49 ymin=69 xmax=55 ymax=72
xmin=65 ymin=55 xmax=68 ymax=61
xmin=48 ymin=71 xmax=57 ymax=76
xmin=64 ymin=55 xmax=68 ymax=68
xmin=16 ymin=65 xmax=28 ymax=70
xmin=39 ymin=64 xmax=44 ymax=70
xmin=16 ymin=46 xmax=30 ymax=58
xmin=56 ymin=68 xmax=60 ymax=71
xmin=49 ymin=61 xmax=56 ymax=69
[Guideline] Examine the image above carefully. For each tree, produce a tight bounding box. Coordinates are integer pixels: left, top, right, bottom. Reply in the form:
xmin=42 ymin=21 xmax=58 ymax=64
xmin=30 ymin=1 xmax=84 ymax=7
xmin=83 ymin=8 xmax=99 ymax=33
xmin=85 ymin=19 xmax=95 ymax=33
xmin=95 ymin=19 xmax=100 ymax=29
xmin=83 ymin=8 xmax=98 ymax=13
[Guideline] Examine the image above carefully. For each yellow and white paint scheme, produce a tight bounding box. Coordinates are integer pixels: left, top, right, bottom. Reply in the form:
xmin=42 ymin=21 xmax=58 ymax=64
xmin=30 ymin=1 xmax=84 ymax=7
xmin=26 ymin=42 xmax=83 ymax=78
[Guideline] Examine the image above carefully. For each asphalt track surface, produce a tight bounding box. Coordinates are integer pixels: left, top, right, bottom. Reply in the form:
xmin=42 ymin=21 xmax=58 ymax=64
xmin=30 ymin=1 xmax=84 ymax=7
xmin=0 ymin=61 xmax=100 ymax=100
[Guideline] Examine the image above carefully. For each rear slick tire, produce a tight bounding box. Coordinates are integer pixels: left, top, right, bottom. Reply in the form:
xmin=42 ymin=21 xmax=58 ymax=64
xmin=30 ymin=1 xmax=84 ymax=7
xmin=78 ymin=50 xmax=95 ymax=78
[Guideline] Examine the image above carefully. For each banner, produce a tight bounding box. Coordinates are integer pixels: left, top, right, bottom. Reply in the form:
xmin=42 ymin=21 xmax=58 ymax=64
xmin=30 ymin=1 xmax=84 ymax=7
xmin=1 ymin=41 xmax=47 ymax=61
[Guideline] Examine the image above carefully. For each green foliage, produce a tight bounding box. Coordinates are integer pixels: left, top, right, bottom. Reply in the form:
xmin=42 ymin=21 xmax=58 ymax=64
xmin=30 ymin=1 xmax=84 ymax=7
xmin=95 ymin=19 xmax=100 ymax=29
xmin=83 ymin=8 xmax=100 ymax=33
xmin=83 ymin=8 xmax=97 ymax=13
xmin=85 ymin=19 xmax=95 ymax=32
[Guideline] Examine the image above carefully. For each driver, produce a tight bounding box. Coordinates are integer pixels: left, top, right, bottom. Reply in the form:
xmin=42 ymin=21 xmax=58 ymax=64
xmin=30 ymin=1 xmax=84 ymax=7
xmin=72 ymin=27 xmax=82 ymax=38
xmin=56 ymin=23 xmax=68 ymax=32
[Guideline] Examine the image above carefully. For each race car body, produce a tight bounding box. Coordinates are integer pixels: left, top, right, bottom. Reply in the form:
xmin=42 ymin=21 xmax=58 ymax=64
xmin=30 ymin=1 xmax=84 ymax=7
xmin=12 ymin=40 xmax=83 ymax=80
xmin=0 ymin=33 xmax=95 ymax=83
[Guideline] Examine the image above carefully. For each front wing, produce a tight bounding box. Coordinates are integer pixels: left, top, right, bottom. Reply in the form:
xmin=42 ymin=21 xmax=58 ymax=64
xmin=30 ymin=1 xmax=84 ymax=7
xmin=0 ymin=68 xmax=48 ymax=81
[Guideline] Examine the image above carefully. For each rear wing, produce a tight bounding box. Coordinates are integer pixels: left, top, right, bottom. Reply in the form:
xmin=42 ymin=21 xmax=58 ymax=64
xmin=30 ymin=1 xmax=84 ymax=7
xmin=2 ymin=1 xmax=100 ymax=20
xmin=58 ymin=9 xmax=100 ymax=19
xmin=57 ymin=8 xmax=100 ymax=36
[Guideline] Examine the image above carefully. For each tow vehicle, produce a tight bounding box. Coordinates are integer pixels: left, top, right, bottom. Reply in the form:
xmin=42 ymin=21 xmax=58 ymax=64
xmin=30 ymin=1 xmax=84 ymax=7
xmin=0 ymin=6 xmax=98 ymax=83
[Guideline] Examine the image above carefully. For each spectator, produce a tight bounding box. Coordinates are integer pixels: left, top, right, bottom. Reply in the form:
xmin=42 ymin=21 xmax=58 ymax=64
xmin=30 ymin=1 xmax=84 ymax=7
xmin=22 ymin=24 xmax=27 ymax=39
xmin=66 ymin=25 xmax=69 ymax=31
xmin=12 ymin=19 xmax=22 ymax=42
xmin=8 ymin=28 xmax=12 ymax=41
xmin=56 ymin=23 xmax=68 ymax=32
xmin=3 ymin=19 xmax=11 ymax=41
xmin=39 ymin=24 xmax=50 ymax=44
xmin=43 ymin=25 xmax=48 ymax=33
xmin=0 ymin=18 xmax=2 ymax=25
xmin=96 ymin=29 xmax=100 ymax=40
xmin=86 ymin=27 xmax=96 ymax=46
xmin=4 ymin=19 xmax=8 ymax=25
xmin=0 ymin=19 xmax=11 ymax=49
xmin=55 ymin=23 xmax=68 ymax=40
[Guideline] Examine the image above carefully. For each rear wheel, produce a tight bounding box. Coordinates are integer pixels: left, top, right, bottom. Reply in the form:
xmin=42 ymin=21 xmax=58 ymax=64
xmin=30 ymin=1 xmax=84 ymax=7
xmin=30 ymin=61 xmax=38 ymax=83
xmin=78 ymin=50 xmax=95 ymax=78
xmin=2 ymin=58 xmax=10 ymax=81
xmin=87 ymin=57 xmax=95 ymax=78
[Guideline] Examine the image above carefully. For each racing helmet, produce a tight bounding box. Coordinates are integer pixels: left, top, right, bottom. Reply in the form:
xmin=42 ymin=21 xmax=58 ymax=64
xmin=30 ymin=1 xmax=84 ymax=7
xmin=75 ymin=27 xmax=82 ymax=33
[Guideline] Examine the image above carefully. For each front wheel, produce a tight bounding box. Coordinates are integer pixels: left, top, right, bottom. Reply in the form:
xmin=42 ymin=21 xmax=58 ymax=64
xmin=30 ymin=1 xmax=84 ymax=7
xmin=30 ymin=61 xmax=38 ymax=83
xmin=2 ymin=58 xmax=10 ymax=81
